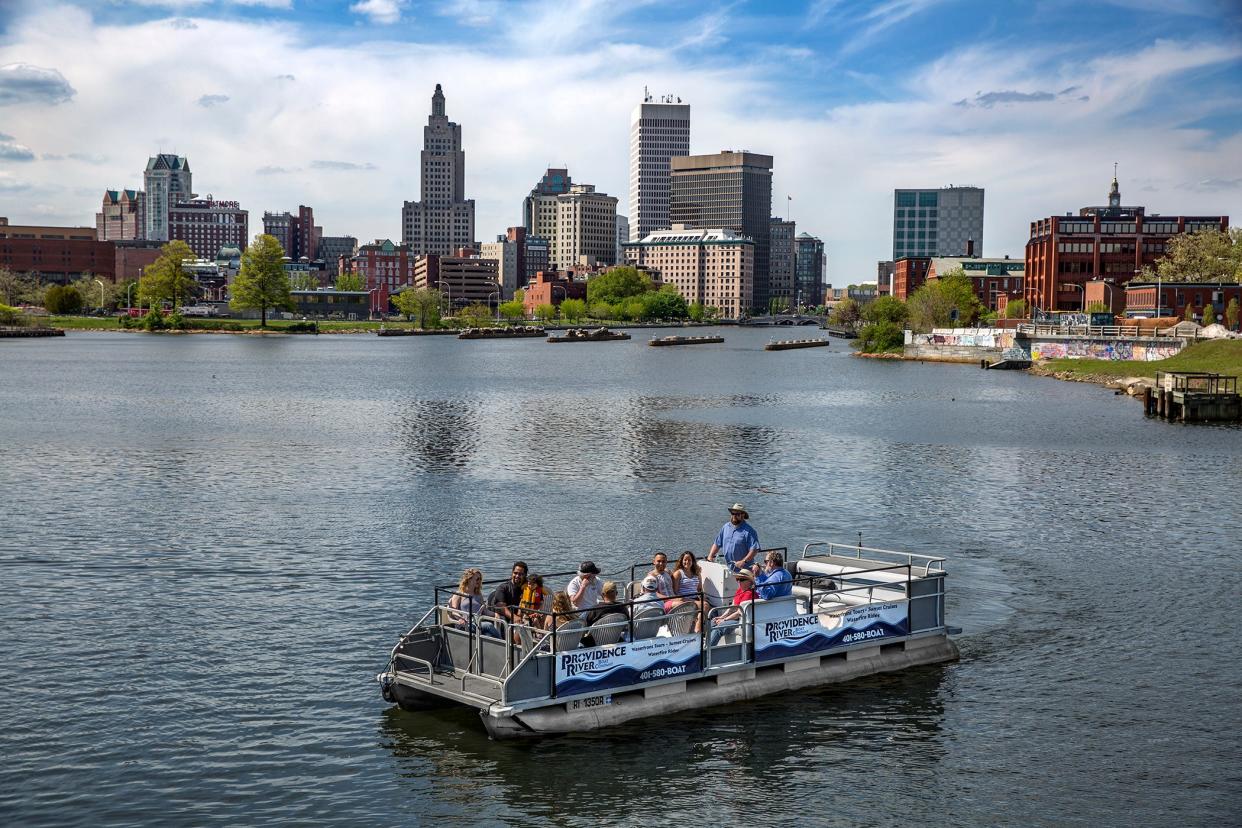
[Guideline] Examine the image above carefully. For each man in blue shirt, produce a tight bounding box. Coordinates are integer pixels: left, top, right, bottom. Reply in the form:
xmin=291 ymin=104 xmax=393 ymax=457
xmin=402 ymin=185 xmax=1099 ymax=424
xmin=707 ymin=502 xmax=761 ymax=572
xmin=754 ymin=550 xmax=792 ymax=600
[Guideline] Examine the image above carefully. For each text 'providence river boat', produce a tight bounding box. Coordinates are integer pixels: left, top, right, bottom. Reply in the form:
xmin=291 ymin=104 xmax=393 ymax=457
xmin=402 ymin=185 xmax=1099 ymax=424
xmin=377 ymin=540 xmax=960 ymax=738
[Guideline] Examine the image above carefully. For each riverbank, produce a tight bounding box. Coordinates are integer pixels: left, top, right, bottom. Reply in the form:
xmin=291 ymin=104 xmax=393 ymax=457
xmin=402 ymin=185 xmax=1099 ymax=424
xmin=1030 ymin=340 xmax=1242 ymax=385
xmin=42 ymin=316 xmax=716 ymax=334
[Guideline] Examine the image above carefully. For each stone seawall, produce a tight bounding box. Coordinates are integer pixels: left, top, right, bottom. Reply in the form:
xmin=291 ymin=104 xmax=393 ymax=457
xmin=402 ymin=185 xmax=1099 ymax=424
xmin=903 ymin=344 xmax=1002 ymax=363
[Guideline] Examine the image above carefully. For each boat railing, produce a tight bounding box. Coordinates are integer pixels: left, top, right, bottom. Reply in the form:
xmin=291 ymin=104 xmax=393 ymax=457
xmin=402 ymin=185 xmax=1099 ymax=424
xmin=394 ymin=551 xmax=947 ymax=706
xmin=801 ymin=540 xmax=946 ymax=576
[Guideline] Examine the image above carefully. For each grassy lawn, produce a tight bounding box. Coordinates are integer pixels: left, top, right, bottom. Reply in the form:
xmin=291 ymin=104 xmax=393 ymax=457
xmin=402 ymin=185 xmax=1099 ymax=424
xmin=1040 ymin=339 xmax=1242 ymax=379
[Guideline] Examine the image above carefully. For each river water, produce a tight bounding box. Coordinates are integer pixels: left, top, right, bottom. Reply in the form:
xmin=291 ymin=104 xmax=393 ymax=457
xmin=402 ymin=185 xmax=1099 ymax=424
xmin=1 ymin=327 xmax=1238 ymax=826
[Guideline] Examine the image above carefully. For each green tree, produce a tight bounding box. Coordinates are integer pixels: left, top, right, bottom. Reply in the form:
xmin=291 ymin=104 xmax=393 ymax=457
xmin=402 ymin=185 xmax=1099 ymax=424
xmin=855 ymin=321 xmax=905 ymax=353
xmin=140 ymin=240 xmax=198 ymax=310
xmin=68 ymin=273 xmax=116 ymax=311
xmin=1002 ymin=298 xmax=1028 ymax=319
xmin=586 ymin=266 xmax=653 ymax=305
xmin=829 ymin=297 xmax=862 ymax=328
xmin=621 ymin=296 xmax=648 ymax=321
xmin=44 ymin=285 xmax=84 ymax=314
xmin=688 ymin=302 xmax=705 ymax=322
xmin=768 ymin=296 xmax=790 ymax=315
xmin=498 ymin=299 xmax=526 ymax=322
xmin=643 ymin=287 xmax=688 ymax=320
xmin=560 ymin=297 xmax=586 ymax=322
xmin=392 ymin=287 xmax=443 ymax=328
xmin=1184 ymin=302 xmax=1196 ymax=323
xmin=0 ymin=269 xmax=42 ymax=305
xmin=0 ymin=303 xmax=23 ymax=326
xmin=290 ymin=270 xmax=320 ymax=291
xmin=1226 ymin=297 xmax=1240 ymax=330
xmin=907 ymin=269 xmax=983 ymax=332
xmin=116 ymin=279 xmax=139 ymax=311
xmin=1153 ymin=228 xmax=1241 ymax=283
xmin=1085 ymin=301 xmax=1108 ymax=313
xmin=230 ymin=234 xmax=293 ymax=326
xmin=589 ymin=301 xmax=614 ymax=321
xmin=863 ymin=295 xmax=908 ymax=326
xmin=335 ymin=272 xmax=364 ymax=291
xmin=459 ymin=302 xmax=493 ymax=326
xmin=535 ymin=303 xmax=556 ymax=322
xmin=1201 ymin=304 xmax=1216 ymax=326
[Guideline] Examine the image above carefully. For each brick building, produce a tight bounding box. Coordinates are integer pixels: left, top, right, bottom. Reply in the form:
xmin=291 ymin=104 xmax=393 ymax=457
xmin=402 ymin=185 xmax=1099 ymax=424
xmin=97 ymin=189 xmax=144 ymax=241
xmin=351 ymin=239 xmax=415 ymax=293
xmin=0 ymin=220 xmax=115 ymax=282
xmin=1122 ymin=281 xmax=1242 ymax=323
xmin=413 ymin=253 xmax=500 ymax=310
xmin=624 ymin=227 xmax=755 ymax=319
xmin=892 ymin=257 xmax=931 ymax=300
xmin=1024 ymin=176 xmax=1228 ymax=312
xmin=927 ymin=255 xmax=1024 ymax=311
xmin=169 ymin=198 xmax=249 ymax=259
xmin=523 ymin=270 xmax=587 ymax=314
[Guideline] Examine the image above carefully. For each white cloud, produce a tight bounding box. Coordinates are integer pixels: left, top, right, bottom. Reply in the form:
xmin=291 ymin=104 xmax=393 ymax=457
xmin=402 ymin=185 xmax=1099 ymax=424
xmin=349 ymin=0 xmax=407 ymax=24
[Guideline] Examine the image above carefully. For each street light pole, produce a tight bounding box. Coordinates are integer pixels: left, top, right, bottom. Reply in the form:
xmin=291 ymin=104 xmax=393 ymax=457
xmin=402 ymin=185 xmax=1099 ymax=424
xmin=94 ymin=278 xmax=105 ymax=312
xmin=367 ymin=287 xmax=378 ymax=321
xmin=126 ymin=281 xmax=135 ymax=313
xmin=487 ymin=289 xmax=500 ymax=323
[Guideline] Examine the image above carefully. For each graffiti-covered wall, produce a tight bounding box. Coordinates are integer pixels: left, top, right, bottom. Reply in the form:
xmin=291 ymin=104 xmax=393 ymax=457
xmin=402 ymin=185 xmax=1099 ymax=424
xmin=1028 ymin=339 xmax=1183 ymax=361
xmin=903 ymin=327 xmax=1184 ymax=362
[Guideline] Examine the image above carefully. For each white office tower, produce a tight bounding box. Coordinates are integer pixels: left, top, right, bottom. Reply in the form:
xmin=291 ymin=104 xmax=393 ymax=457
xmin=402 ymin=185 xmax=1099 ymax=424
xmin=628 ymin=92 xmax=690 ymax=241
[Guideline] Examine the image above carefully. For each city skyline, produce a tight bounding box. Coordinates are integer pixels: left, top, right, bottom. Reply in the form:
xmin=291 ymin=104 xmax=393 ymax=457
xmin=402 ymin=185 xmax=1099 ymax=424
xmin=0 ymin=0 xmax=1239 ymax=282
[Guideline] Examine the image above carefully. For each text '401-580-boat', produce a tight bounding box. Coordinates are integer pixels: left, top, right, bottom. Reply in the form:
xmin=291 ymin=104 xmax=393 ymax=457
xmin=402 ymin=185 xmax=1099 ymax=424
xmin=376 ymin=540 xmax=960 ymax=739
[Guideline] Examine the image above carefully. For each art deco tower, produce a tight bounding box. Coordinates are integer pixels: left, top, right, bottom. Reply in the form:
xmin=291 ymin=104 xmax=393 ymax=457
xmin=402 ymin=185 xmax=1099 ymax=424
xmin=402 ymin=84 xmax=476 ymax=255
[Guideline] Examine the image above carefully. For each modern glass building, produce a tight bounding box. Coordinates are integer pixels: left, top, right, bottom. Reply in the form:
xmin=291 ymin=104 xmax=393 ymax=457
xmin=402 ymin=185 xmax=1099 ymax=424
xmin=892 ymin=186 xmax=983 ymax=259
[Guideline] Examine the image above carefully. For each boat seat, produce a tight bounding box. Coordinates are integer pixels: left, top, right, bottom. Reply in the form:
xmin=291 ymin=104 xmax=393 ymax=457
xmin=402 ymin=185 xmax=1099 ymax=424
xmin=632 ymin=606 xmax=666 ymax=639
xmin=588 ymin=613 xmax=628 ymax=646
xmin=555 ymin=620 xmax=586 ymax=651
xmin=667 ymin=602 xmax=699 ymax=635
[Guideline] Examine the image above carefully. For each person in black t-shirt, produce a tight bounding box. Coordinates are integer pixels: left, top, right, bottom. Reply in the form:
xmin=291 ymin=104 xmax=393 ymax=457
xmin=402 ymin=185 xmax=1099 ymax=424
xmin=487 ymin=560 xmax=528 ymax=624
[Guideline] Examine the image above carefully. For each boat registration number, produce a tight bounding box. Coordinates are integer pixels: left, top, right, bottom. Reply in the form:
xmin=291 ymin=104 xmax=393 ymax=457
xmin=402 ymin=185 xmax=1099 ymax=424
xmin=569 ymin=694 xmax=612 ymax=710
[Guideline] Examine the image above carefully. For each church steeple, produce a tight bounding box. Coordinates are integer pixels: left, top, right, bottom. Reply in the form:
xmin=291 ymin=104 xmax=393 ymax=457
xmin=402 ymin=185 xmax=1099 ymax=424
xmin=431 ymin=83 xmax=445 ymax=117
xmin=1108 ymin=162 xmax=1121 ymax=209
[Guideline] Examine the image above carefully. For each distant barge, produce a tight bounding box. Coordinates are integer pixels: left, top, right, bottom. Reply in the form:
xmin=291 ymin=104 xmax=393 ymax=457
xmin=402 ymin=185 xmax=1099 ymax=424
xmin=459 ymin=326 xmax=546 ymax=340
xmin=765 ymin=339 xmax=830 ymax=351
xmin=547 ymin=327 xmax=631 ymax=343
xmin=648 ymin=335 xmax=724 ymax=347
xmin=375 ymin=328 xmax=458 ymax=337
xmin=378 ymin=540 xmax=958 ymax=739
xmin=0 ymin=327 xmax=64 ymax=338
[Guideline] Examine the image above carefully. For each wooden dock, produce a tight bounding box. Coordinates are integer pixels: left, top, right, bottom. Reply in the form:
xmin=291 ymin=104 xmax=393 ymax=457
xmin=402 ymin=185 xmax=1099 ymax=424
xmin=1144 ymin=371 xmax=1241 ymax=423
xmin=765 ymin=338 xmax=830 ymax=351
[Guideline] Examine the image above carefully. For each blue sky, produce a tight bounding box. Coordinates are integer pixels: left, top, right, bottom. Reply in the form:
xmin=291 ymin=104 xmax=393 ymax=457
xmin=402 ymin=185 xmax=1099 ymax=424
xmin=1 ymin=0 xmax=1239 ymax=281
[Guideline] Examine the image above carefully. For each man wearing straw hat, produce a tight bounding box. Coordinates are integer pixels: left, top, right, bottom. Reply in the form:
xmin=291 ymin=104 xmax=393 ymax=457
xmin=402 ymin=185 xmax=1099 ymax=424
xmin=706 ymin=502 xmax=760 ymax=573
